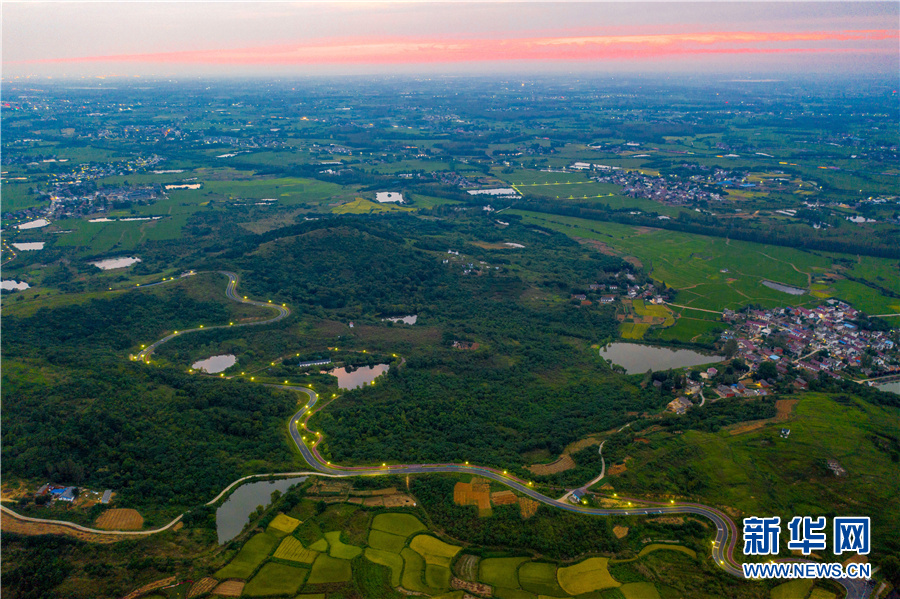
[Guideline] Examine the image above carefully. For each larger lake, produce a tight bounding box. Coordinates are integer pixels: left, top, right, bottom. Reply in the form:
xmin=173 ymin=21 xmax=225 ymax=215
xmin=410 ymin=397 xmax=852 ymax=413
xmin=216 ymin=477 xmax=306 ymax=544
xmin=600 ymin=343 xmax=724 ymax=374
xmin=329 ymin=364 xmax=390 ymax=389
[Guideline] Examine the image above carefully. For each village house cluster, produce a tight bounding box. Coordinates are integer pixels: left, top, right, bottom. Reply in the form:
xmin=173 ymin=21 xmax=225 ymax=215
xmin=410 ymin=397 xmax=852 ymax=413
xmin=724 ymin=300 xmax=898 ymax=379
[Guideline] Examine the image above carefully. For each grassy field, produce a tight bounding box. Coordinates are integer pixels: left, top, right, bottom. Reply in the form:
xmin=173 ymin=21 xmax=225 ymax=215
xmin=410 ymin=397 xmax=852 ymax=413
xmin=425 ymin=564 xmax=453 ymax=590
xmin=400 ymin=547 xmax=429 ymax=592
xmin=409 ymin=534 xmax=461 ymax=567
xmin=214 ymin=532 xmax=279 ymax=579
xmin=606 ymin=392 xmax=900 ymax=548
xmin=632 ymin=300 xmax=675 ymax=326
xmin=509 ymin=210 xmax=843 ymax=312
xmin=323 ymin=530 xmax=362 ymax=559
xmin=371 ymin=513 xmax=427 ymax=537
xmin=770 ymin=579 xmax=814 ymax=599
xmin=557 ymin=557 xmax=619 ymax=595
xmin=266 ymin=512 xmax=300 ymax=536
xmin=518 ymin=561 xmax=566 ymax=595
xmin=364 ymin=548 xmax=404 ymax=586
xmin=307 ymin=554 xmax=352 ymax=584
xmin=332 ymin=198 xmax=412 ymax=214
xmin=243 ymin=562 xmax=308 ymax=596
xmin=620 ymin=322 xmax=651 ymax=340
xmin=619 ymin=582 xmax=662 ymax=599
xmin=273 ymin=536 xmax=319 ymax=564
xmin=478 ymin=557 xmax=529 ymax=589
xmin=367 ymin=529 xmax=408 ymax=553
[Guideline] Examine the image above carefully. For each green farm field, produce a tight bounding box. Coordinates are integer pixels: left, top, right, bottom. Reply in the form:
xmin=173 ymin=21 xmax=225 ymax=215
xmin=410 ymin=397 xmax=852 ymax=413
xmin=509 ymin=210 xmax=898 ymax=314
xmin=604 ymin=392 xmax=900 ymax=550
xmin=214 ymin=532 xmax=279 ymax=579
xmin=243 ymin=562 xmax=308 ymax=596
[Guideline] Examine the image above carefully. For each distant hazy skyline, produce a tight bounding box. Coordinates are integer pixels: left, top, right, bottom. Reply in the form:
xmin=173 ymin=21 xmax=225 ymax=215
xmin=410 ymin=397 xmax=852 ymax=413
xmin=4 ymin=2 xmax=898 ymax=78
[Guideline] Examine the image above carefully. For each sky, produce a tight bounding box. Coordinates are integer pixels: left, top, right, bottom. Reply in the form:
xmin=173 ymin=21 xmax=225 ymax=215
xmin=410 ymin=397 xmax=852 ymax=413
xmin=3 ymin=2 xmax=898 ymax=78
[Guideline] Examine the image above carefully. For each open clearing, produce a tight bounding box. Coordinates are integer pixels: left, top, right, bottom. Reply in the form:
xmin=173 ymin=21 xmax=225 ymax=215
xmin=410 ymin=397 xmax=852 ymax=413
xmin=243 ymin=562 xmax=308 ymax=597
xmin=557 ymin=557 xmax=619 ymax=594
xmin=527 ymin=454 xmax=575 ymax=475
xmin=94 ymin=508 xmax=144 ymax=530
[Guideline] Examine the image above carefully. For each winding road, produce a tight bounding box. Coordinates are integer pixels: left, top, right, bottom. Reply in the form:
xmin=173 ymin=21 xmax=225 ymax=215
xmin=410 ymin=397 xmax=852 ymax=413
xmin=4 ymin=270 xmax=872 ymax=598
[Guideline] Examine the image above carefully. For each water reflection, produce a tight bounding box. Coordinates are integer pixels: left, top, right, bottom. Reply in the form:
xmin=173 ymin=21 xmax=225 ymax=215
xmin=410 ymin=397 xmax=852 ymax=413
xmin=192 ymin=354 xmax=237 ymax=374
xmin=328 ymin=364 xmax=390 ymax=389
xmin=216 ymin=477 xmax=306 ymax=544
xmin=601 ymin=343 xmax=724 ymax=374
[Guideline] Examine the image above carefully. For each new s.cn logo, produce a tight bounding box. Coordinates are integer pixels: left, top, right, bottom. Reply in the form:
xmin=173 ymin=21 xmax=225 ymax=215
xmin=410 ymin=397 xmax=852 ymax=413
xmin=833 ymin=517 xmax=870 ymax=556
xmin=742 ymin=516 xmax=781 ymax=556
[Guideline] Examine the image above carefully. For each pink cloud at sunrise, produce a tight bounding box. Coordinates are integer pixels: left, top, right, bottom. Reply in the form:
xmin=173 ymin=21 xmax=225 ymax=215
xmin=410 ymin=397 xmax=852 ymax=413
xmin=4 ymin=2 xmax=898 ymax=77
xmin=23 ymin=30 xmax=897 ymax=67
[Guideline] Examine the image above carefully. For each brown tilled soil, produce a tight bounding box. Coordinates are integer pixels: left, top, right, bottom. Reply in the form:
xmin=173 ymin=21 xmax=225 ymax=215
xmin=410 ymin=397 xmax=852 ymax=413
xmin=729 ymin=421 xmax=767 ymax=436
xmin=121 ymin=576 xmax=177 ymax=599
xmin=212 ymin=580 xmax=245 ymax=597
xmin=490 ymin=490 xmax=517 ymax=506
xmin=607 ymin=460 xmax=629 ymax=476
xmin=1 ymin=510 xmax=124 ymax=543
xmin=94 ymin=508 xmax=144 ymax=530
xmin=188 ymin=578 xmax=219 ymax=598
xmin=776 ymin=399 xmax=798 ymax=421
xmin=519 ymin=497 xmax=539 ymax=519
xmin=452 ymin=577 xmax=492 ymax=595
xmin=527 ymin=454 xmax=576 ymax=476
xmin=613 ymin=526 xmax=630 ymax=539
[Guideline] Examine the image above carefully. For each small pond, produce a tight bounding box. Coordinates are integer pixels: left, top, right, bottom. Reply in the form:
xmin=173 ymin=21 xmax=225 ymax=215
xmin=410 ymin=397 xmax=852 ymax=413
xmin=328 ymin=364 xmax=390 ymax=389
xmin=761 ymin=280 xmax=805 ymax=295
xmin=382 ymin=315 xmax=417 ymax=325
xmin=90 ymin=257 xmax=141 ymax=270
xmin=1 ymin=280 xmax=30 ymax=291
xmin=16 ymin=218 xmax=50 ymax=230
xmin=192 ymin=354 xmax=237 ymax=374
xmin=216 ymin=477 xmax=307 ymax=544
xmin=11 ymin=242 xmax=45 ymax=251
xmin=600 ymin=343 xmax=724 ymax=374
xmin=874 ymin=381 xmax=900 ymax=396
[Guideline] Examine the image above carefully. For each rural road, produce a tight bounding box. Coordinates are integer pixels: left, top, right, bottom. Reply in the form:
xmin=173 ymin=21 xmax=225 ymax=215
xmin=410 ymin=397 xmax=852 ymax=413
xmin=5 ymin=270 xmax=870 ymax=598
xmin=134 ymin=271 xmax=289 ymax=362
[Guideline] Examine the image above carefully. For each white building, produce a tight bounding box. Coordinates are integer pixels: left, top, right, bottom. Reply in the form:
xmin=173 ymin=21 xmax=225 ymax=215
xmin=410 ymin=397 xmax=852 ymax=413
xmin=376 ymin=192 xmax=404 ymax=203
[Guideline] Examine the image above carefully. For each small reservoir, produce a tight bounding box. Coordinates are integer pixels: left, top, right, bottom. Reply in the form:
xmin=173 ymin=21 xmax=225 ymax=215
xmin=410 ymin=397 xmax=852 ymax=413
xmin=90 ymin=257 xmax=141 ymax=270
xmin=329 ymin=364 xmax=390 ymax=389
xmin=761 ymin=280 xmax=805 ymax=295
xmin=601 ymin=343 xmax=724 ymax=374
xmin=1 ymin=280 xmax=30 ymax=291
xmin=192 ymin=354 xmax=237 ymax=374
xmin=216 ymin=477 xmax=306 ymax=544
xmin=382 ymin=315 xmax=417 ymax=325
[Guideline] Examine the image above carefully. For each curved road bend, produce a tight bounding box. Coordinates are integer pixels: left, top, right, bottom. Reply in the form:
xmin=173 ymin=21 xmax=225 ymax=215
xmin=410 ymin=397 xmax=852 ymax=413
xmin=7 ymin=270 xmax=867 ymax=597
xmin=285 ymin=386 xmax=870 ymax=599
xmin=135 ymin=271 xmax=289 ymax=362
